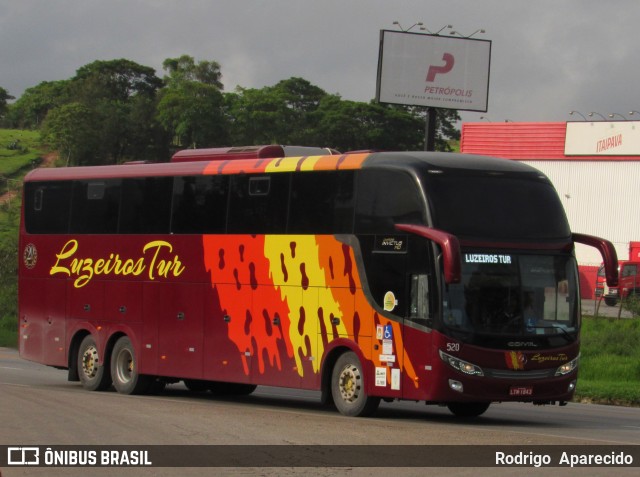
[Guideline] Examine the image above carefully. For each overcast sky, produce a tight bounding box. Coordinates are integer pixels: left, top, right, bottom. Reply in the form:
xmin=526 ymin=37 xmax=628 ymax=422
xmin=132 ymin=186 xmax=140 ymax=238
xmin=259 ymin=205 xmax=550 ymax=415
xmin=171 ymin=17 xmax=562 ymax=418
xmin=2 ymin=0 xmax=639 ymax=124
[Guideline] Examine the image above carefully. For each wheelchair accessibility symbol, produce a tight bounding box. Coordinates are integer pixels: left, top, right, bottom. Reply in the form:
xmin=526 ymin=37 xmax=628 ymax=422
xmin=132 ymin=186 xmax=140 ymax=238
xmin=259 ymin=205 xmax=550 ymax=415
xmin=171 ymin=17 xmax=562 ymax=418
xmin=383 ymin=324 xmax=393 ymax=340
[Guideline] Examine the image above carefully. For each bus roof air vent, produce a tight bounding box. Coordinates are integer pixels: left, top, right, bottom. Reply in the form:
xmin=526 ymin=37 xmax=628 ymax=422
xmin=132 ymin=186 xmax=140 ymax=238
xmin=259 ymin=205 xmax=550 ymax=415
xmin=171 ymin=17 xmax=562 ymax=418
xmin=171 ymin=145 xmax=340 ymax=163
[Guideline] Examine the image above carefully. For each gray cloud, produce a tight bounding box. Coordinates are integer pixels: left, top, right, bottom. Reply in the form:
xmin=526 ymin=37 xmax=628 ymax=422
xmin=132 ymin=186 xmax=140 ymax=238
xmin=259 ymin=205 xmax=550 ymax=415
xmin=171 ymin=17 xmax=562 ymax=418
xmin=2 ymin=0 xmax=639 ymax=122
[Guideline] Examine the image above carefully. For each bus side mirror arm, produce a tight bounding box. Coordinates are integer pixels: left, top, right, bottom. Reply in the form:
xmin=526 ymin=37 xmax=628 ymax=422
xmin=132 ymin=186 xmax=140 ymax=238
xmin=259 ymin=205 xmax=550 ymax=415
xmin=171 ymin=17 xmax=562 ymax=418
xmin=573 ymin=233 xmax=619 ymax=287
xmin=395 ymin=224 xmax=461 ymax=284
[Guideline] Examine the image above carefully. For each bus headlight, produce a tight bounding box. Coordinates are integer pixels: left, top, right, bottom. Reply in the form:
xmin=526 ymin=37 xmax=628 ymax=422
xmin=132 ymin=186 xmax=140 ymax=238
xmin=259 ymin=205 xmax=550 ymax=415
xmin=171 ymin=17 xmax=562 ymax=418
xmin=439 ymin=350 xmax=484 ymax=376
xmin=555 ymin=355 xmax=579 ymax=376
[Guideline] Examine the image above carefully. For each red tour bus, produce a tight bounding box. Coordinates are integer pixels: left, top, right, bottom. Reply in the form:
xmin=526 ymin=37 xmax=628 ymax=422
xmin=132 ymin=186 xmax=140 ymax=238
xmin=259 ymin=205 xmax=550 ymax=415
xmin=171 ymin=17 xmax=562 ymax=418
xmin=18 ymin=146 xmax=618 ymax=417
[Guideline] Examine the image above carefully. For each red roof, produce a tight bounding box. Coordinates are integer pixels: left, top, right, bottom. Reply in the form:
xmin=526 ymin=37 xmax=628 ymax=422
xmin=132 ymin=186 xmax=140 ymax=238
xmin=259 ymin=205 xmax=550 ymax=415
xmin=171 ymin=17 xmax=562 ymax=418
xmin=461 ymin=122 xmax=639 ymax=161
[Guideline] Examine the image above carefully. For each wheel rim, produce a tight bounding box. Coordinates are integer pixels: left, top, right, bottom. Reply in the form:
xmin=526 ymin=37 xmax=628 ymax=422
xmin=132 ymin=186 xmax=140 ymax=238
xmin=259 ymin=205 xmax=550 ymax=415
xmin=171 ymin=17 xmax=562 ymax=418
xmin=81 ymin=344 xmax=99 ymax=379
xmin=338 ymin=363 xmax=361 ymax=403
xmin=114 ymin=347 xmax=134 ymax=384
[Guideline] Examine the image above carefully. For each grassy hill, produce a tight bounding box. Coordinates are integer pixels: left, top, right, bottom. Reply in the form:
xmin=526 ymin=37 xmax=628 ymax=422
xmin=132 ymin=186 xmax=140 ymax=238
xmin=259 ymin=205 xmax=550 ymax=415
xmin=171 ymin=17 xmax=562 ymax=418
xmin=0 ymin=129 xmax=45 ymax=347
xmin=0 ymin=129 xmax=43 ymax=174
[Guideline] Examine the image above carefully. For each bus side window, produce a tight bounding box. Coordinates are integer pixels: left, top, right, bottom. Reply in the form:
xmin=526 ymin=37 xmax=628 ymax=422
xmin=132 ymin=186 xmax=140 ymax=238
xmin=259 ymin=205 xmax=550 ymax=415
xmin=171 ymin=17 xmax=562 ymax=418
xmin=34 ymin=188 xmax=44 ymax=211
xmin=410 ymin=273 xmax=431 ymax=327
xmin=227 ymin=174 xmax=289 ymax=233
xmin=172 ymin=175 xmax=229 ymax=234
xmin=120 ymin=177 xmax=173 ymax=234
xmin=69 ymin=179 xmax=121 ymax=234
xmin=289 ymin=171 xmax=355 ymax=234
xmin=355 ymin=169 xmax=425 ymax=233
xmin=24 ymin=181 xmax=72 ymax=234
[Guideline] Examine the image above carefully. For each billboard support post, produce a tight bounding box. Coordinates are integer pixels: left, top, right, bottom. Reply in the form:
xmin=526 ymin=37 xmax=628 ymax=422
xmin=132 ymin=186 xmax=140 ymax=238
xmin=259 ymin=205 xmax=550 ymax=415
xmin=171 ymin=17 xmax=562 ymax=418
xmin=425 ymin=107 xmax=437 ymax=151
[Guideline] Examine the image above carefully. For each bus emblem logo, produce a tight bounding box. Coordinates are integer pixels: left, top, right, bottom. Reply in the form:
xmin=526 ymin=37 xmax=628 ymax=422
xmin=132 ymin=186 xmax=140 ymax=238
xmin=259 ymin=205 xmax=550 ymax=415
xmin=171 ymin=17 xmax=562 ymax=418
xmin=505 ymin=351 xmax=526 ymax=370
xmin=23 ymin=244 xmax=38 ymax=269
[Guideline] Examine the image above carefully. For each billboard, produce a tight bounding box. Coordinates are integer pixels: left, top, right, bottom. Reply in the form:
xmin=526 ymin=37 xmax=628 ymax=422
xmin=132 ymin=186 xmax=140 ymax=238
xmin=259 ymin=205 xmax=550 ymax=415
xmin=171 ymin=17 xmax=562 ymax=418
xmin=376 ymin=30 xmax=491 ymax=112
xmin=565 ymin=121 xmax=640 ymax=155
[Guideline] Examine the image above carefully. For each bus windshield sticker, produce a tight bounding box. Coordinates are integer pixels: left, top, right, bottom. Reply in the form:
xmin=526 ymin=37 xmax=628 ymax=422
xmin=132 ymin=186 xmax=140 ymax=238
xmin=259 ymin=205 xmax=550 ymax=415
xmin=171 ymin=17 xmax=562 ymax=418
xmin=464 ymin=253 xmax=512 ymax=264
xmin=383 ymin=292 xmax=397 ymax=312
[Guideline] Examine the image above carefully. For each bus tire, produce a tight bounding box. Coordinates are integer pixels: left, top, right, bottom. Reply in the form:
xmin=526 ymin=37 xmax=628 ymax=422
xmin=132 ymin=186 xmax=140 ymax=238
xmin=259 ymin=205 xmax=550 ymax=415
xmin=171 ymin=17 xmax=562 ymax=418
xmin=77 ymin=334 xmax=111 ymax=391
xmin=331 ymin=351 xmax=380 ymax=417
xmin=446 ymin=402 xmax=490 ymax=418
xmin=110 ymin=336 xmax=151 ymax=395
xmin=604 ymin=297 xmax=618 ymax=307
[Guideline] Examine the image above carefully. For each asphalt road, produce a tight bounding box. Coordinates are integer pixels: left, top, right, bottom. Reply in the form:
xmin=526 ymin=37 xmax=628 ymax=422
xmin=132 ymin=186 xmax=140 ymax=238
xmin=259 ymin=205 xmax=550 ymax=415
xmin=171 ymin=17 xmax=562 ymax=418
xmin=0 ymin=347 xmax=638 ymax=477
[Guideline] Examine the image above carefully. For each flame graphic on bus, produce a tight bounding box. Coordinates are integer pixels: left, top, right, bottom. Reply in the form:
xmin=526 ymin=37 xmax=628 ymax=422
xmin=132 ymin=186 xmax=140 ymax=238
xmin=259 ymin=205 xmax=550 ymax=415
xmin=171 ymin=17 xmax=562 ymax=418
xmin=202 ymin=234 xmax=418 ymax=387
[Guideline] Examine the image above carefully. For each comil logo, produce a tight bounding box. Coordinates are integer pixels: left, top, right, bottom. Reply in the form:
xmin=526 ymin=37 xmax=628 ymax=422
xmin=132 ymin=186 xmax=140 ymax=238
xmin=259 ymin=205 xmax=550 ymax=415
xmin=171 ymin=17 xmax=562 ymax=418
xmin=426 ymin=53 xmax=455 ymax=82
xmin=8 ymin=447 xmax=40 ymax=465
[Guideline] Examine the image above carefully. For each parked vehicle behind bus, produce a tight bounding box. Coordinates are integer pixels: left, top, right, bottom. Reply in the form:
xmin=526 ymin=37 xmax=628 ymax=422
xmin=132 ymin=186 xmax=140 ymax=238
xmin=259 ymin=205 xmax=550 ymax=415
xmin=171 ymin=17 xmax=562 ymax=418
xmin=18 ymin=146 xmax=618 ymax=418
xmin=599 ymin=260 xmax=640 ymax=306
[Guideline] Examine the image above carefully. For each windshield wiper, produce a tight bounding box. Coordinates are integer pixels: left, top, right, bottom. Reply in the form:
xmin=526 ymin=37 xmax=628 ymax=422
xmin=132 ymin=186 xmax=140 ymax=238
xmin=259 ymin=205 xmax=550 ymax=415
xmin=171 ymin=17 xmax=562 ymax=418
xmin=532 ymin=323 xmax=574 ymax=341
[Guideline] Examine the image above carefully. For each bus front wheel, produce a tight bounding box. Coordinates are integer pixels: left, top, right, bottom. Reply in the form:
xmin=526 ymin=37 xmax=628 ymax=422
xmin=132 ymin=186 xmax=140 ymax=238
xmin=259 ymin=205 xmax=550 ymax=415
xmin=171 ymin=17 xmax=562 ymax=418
xmin=446 ymin=402 xmax=490 ymax=418
xmin=110 ymin=336 xmax=151 ymax=395
xmin=77 ymin=334 xmax=111 ymax=391
xmin=331 ymin=351 xmax=380 ymax=417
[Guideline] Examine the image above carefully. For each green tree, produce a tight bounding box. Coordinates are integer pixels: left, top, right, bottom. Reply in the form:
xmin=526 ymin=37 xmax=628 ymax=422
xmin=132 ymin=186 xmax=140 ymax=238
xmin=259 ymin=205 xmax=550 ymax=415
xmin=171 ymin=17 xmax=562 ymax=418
xmin=162 ymin=55 xmax=224 ymax=89
xmin=411 ymin=107 xmax=461 ymax=151
xmin=157 ymin=81 xmax=227 ymax=148
xmin=41 ymin=102 xmax=98 ymax=166
xmin=226 ymin=77 xmax=328 ymax=146
xmin=5 ymin=81 xmax=70 ymax=129
xmin=64 ymin=59 xmax=166 ymax=164
xmin=73 ymin=59 xmax=163 ymax=102
xmin=0 ymin=86 xmax=14 ymax=124
xmin=157 ymin=55 xmax=228 ymax=148
xmin=314 ymin=97 xmax=424 ymax=151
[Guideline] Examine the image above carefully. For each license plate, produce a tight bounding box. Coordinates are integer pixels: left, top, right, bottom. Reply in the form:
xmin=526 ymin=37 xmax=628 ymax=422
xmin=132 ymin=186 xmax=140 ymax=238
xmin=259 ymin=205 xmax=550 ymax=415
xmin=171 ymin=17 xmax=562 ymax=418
xmin=510 ymin=386 xmax=533 ymax=396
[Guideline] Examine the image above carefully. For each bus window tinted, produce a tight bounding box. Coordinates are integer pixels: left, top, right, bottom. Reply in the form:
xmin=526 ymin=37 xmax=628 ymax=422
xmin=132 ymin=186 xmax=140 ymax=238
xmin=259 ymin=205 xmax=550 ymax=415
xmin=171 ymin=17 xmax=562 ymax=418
xmin=70 ymin=180 xmax=121 ymax=233
xmin=228 ymin=174 xmax=289 ymax=233
xmin=24 ymin=181 xmax=72 ymax=234
xmin=355 ymin=170 xmax=425 ymax=233
xmin=172 ymin=176 xmax=229 ymax=234
xmin=120 ymin=177 xmax=173 ymax=234
xmin=289 ymin=171 xmax=355 ymax=234
xmin=424 ymin=173 xmax=570 ymax=240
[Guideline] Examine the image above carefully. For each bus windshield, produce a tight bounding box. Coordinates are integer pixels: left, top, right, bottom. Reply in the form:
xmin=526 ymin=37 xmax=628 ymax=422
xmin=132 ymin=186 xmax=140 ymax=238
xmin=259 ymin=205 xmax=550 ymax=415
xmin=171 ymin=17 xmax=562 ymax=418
xmin=442 ymin=253 xmax=579 ymax=345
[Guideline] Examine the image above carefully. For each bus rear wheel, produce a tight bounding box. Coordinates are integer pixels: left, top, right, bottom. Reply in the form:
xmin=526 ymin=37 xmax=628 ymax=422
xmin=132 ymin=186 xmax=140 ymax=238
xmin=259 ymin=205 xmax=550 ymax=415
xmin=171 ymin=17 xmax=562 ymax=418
xmin=331 ymin=351 xmax=380 ymax=417
xmin=110 ymin=336 xmax=151 ymax=395
xmin=446 ymin=402 xmax=490 ymax=418
xmin=77 ymin=334 xmax=111 ymax=391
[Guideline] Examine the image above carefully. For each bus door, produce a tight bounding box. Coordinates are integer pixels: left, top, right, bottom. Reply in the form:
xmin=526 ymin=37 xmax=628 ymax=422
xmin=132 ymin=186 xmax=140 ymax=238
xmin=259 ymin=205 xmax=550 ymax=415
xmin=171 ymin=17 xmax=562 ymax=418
xmin=401 ymin=237 xmax=435 ymax=401
xmin=146 ymin=282 xmax=205 ymax=380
